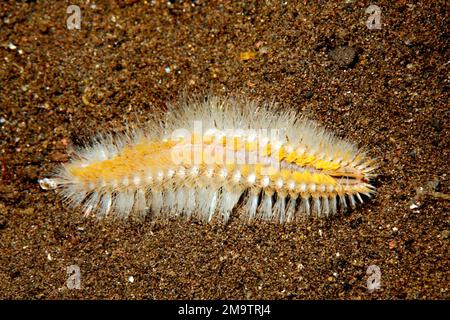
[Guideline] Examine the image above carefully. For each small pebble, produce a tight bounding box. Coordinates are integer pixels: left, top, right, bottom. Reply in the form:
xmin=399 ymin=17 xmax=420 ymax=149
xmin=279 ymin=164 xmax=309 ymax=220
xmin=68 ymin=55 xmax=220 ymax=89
xmin=38 ymin=178 xmax=57 ymax=190
xmin=240 ymin=51 xmax=257 ymax=61
xmin=329 ymin=46 xmax=357 ymax=68
xmin=258 ymin=46 xmax=269 ymax=54
xmin=389 ymin=240 xmax=396 ymax=250
xmin=409 ymin=202 xmax=419 ymax=210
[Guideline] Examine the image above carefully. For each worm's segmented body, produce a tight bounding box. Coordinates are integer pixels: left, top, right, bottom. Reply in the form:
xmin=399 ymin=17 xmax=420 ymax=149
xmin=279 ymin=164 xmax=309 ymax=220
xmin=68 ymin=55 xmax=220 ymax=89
xmin=42 ymin=96 xmax=376 ymax=223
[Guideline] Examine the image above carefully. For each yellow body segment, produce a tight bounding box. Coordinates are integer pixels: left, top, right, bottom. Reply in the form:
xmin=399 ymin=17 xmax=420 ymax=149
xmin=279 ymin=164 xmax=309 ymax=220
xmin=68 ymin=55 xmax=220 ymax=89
xmin=68 ymin=133 xmax=370 ymax=198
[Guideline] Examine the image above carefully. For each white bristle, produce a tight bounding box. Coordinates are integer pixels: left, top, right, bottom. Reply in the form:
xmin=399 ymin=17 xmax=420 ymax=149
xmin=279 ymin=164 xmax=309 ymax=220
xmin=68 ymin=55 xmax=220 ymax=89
xmin=43 ymin=95 xmax=376 ymax=224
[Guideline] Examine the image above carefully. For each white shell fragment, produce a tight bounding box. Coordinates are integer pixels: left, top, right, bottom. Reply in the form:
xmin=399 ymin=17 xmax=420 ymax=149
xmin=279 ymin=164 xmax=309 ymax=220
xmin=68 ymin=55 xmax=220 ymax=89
xmin=38 ymin=178 xmax=58 ymax=190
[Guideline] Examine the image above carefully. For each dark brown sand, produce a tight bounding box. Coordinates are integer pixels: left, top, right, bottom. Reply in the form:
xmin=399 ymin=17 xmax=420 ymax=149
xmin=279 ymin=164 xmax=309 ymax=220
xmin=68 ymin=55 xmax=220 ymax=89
xmin=0 ymin=0 xmax=448 ymax=299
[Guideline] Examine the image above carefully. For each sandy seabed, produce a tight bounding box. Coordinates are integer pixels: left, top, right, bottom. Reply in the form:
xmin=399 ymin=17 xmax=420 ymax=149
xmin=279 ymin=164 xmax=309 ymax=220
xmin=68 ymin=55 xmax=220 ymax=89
xmin=0 ymin=1 xmax=448 ymax=299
